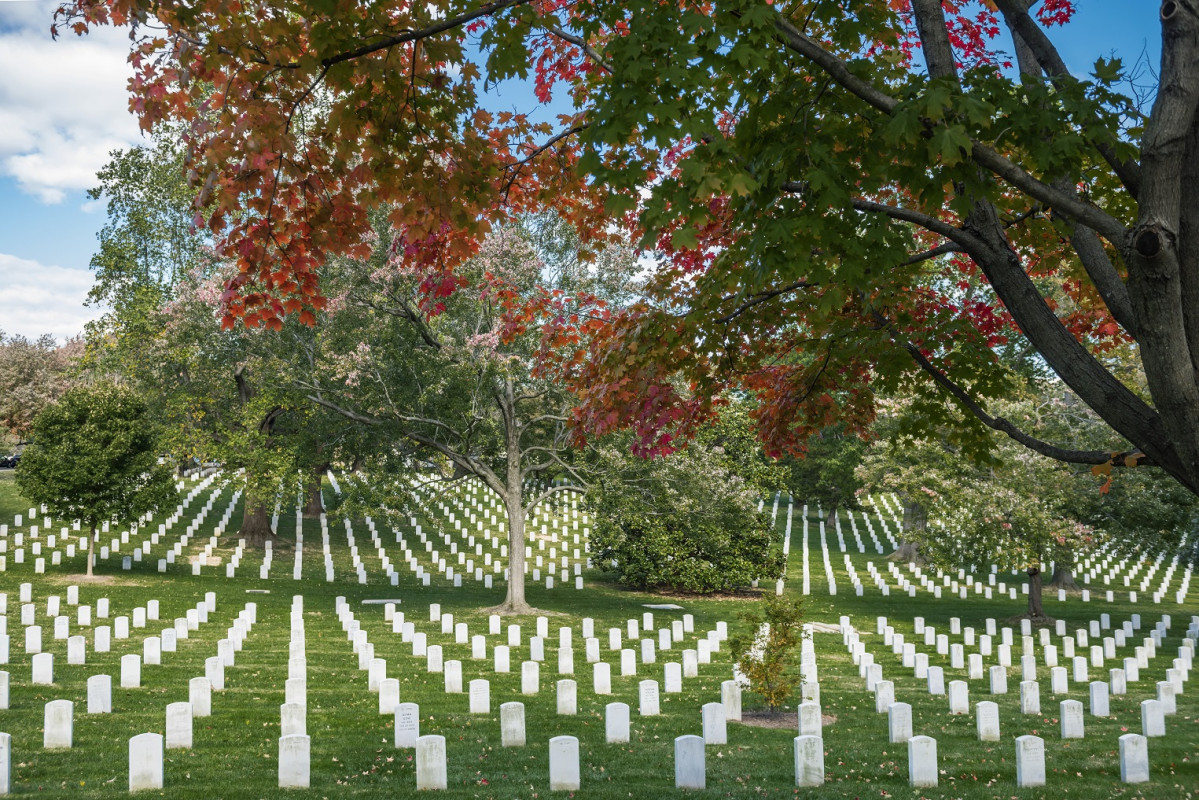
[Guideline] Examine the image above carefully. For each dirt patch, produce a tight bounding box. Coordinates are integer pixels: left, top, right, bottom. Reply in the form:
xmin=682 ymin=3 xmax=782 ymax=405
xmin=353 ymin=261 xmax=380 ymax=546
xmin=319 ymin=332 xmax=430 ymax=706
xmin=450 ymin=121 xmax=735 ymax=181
xmin=1003 ymin=613 xmax=1057 ymax=628
xmin=43 ymin=574 xmax=124 ymax=586
xmin=739 ymin=711 xmax=837 ymax=730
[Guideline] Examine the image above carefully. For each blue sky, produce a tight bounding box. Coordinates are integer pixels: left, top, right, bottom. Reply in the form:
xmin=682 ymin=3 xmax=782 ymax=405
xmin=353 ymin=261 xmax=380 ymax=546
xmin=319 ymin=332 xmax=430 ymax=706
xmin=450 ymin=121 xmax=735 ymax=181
xmin=0 ymin=0 xmax=1163 ymax=341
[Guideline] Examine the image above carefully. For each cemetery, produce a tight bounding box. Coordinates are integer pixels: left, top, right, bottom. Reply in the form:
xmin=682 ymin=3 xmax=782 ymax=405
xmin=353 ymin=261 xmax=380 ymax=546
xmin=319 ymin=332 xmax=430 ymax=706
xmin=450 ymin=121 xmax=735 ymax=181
xmin=1 ymin=3 xmax=1197 ymax=798
xmin=0 ymin=469 xmax=1194 ymax=798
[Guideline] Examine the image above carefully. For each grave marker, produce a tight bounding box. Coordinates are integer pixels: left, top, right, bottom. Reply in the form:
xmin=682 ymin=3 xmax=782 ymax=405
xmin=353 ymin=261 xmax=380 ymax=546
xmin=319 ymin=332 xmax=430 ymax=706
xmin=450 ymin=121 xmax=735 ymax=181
xmin=129 ymin=733 xmax=164 ymax=792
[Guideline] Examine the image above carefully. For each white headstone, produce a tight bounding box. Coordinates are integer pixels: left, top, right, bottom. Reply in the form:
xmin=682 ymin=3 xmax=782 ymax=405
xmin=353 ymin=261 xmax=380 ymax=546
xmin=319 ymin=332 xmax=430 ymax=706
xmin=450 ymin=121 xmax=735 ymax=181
xmin=549 ymin=735 xmax=581 ymax=791
xmin=128 ymin=732 xmax=164 ymax=791
xmin=606 ymin=702 xmax=630 ymax=744
xmin=907 ymin=735 xmax=938 ymax=788
xmin=1020 ymin=680 xmax=1041 ymax=715
xmin=1118 ymin=733 xmax=1149 ymax=784
xmin=1015 ymin=734 xmax=1046 ymax=787
xmin=701 ymin=702 xmax=727 ymax=745
xmin=975 ymin=700 xmax=1000 ymax=741
xmin=720 ymin=679 xmax=740 ymax=721
xmin=1090 ymin=681 xmax=1110 ymax=717
xmin=1140 ymin=699 xmax=1165 ymax=737
xmin=674 ymin=734 xmax=705 ymax=790
xmin=32 ymin=652 xmax=53 ymax=685
xmin=557 ymin=679 xmax=577 ymax=715
xmin=395 ymin=702 xmax=420 ymax=748
xmin=44 ymin=699 xmax=73 ymax=748
xmin=121 ymin=654 xmax=141 ymax=688
xmin=794 ymin=734 xmax=824 ymax=787
xmin=500 ymin=701 xmax=526 ymax=747
xmin=190 ymin=677 xmax=212 ymax=717
xmin=281 ymin=702 xmax=306 ymax=737
xmin=1060 ymin=699 xmax=1084 ymax=739
xmin=166 ymin=702 xmax=192 ymax=749
xmin=948 ymin=680 xmax=969 ymax=714
xmin=888 ymin=702 xmax=912 ymax=743
xmin=278 ymin=734 xmax=310 ymax=788
xmin=469 ymin=679 xmax=490 ymax=714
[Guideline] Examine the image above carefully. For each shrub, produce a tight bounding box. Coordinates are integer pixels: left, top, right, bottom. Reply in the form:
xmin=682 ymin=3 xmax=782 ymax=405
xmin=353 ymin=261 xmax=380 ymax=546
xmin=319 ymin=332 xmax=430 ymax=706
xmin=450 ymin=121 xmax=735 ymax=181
xmin=730 ymin=594 xmax=806 ymax=710
xmin=587 ymin=434 xmax=783 ymax=594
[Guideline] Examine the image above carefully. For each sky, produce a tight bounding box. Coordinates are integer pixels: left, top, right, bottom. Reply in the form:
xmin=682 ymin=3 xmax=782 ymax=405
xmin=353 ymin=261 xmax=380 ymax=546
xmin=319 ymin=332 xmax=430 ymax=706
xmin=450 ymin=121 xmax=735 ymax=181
xmin=0 ymin=0 xmax=1164 ymax=342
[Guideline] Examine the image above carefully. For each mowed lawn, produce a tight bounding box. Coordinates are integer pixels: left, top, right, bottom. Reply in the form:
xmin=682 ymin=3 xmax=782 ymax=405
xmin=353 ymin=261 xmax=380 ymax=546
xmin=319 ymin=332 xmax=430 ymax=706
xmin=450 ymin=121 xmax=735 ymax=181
xmin=0 ymin=476 xmax=1194 ymax=799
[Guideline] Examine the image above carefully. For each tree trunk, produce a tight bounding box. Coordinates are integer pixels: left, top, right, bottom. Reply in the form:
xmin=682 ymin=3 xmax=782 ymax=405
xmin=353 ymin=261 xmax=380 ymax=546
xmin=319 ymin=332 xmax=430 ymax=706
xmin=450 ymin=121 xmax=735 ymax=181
xmin=238 ymin=496 xmax=274 ymax=546
xmin=86 ymin=521 xmax=96 ymax=578
xmin=302 ymin=465 xmax=327 ymax=518
xmin=889 ymin=500 xmax=927 ymax=564
xmin=1026 ymin=566 xmax=1045 ymax=619
xmin=490 ymin=495 xmax=534 ymax=615
xmin=1048 ymin=552 xmax=1079 ymax=591
xmin=486 ymin=378 xmax=536 ymax=615
xmin=888 ymin=540 xmax=923 ymax=564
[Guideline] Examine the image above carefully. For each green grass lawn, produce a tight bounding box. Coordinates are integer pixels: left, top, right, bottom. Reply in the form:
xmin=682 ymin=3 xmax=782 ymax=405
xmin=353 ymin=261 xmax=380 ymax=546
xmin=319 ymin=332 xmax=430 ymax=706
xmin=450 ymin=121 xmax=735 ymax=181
xmin=0 ymin=480 xmax=1194 ymax=799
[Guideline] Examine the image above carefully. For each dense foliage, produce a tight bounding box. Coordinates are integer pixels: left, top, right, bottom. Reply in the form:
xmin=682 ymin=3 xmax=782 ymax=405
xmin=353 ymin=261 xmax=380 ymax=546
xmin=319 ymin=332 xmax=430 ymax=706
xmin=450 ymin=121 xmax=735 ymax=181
xmin=0 ymin=332 xmax=80 ymax=447
xmin=52 ymin=0 xmax=1199 ymax=499
xmin=587 ymin=405 xmax=784 ymax=594
xmin=16 ymin=382 xmax=176 ymax=576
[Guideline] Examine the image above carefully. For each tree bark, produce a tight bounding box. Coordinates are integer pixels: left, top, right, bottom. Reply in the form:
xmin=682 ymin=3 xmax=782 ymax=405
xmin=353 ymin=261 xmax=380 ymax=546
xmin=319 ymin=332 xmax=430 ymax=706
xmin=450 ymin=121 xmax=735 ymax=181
xmin=1048 ymin=556 xmax=1080 ymax=591
xmin=889 ymin=500 xmax=926 ymax=564
xmin=888 ymin=540 xmax=923 ymax=564
xmin=238 ymin=496 xmax=274 ymax=546
xmin=1026 ymin=566 xmax=1045 ymax=619
xmin=302 ymin=465 xmax=328 ymax=518
xmin=486 ymin=379 xmax=535 ymax=615
xmin=87 ymin=520 xmax=96 ymax=578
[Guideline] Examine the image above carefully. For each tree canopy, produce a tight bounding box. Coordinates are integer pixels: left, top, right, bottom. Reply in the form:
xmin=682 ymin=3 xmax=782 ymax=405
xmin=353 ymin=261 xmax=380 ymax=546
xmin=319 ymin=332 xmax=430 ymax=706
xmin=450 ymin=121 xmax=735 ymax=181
xmin=16 ymin=382 xmax=177 ymax=576
xmin=53 ymin=0 xmax=1199 ymax=497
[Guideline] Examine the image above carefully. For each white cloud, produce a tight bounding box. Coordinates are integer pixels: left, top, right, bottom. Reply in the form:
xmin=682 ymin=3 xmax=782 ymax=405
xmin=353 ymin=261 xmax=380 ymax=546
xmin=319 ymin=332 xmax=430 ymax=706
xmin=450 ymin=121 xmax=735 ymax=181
xmin=0 ymin=252 xmax=105 ymax=341
xmin=0 ymin=3 xmax=143 ymax=203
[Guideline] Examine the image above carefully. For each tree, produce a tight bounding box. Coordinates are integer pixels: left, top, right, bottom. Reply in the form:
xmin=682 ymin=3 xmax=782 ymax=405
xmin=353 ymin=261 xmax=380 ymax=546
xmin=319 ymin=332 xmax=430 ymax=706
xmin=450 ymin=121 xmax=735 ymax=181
xmin=858 ymin=387 xmax=1197 ymax=618
xmin=16 ymin=383 xmax=176 ymax=577
xmin=0 ymin=332 xmax=80 ymax=447
xmin=55 ymin=1 xmax=1199 ymax=497
xmin=303 ymin=222 xmax=618 ymax=613
xmin=782 ymin=426 xmax=866 ymax=520
xmin=729 ymin=594 xmax=806 ymax=711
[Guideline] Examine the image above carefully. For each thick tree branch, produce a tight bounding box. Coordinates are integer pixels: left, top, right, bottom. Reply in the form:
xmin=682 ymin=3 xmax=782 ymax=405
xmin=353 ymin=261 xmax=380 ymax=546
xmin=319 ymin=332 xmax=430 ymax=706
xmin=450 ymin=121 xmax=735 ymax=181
xmin=910 ymin=0 xmax=959 ymax=82
xmin=882 ymin=319 xmax=1148 ymax=467
xmin=1069 ymin=221 xmax=1139 ymax=339
xmin=993 ymin=0 xmax=1144 ymax=194
xmin=772 ymin=14 xmax=1129 ymax=245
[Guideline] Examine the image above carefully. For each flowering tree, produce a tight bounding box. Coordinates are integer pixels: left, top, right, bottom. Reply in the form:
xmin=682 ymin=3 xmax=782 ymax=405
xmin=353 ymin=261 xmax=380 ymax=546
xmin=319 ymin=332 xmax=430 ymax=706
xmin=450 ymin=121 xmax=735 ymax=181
xmin=0 ymin=333 xmax=80 ymax=447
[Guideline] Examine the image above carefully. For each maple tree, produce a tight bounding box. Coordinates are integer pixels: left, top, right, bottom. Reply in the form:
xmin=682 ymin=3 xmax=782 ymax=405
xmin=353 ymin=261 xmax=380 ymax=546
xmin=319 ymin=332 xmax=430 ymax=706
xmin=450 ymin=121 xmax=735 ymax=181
xmin=54 ymin=0 xmax=1199 ymax=497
